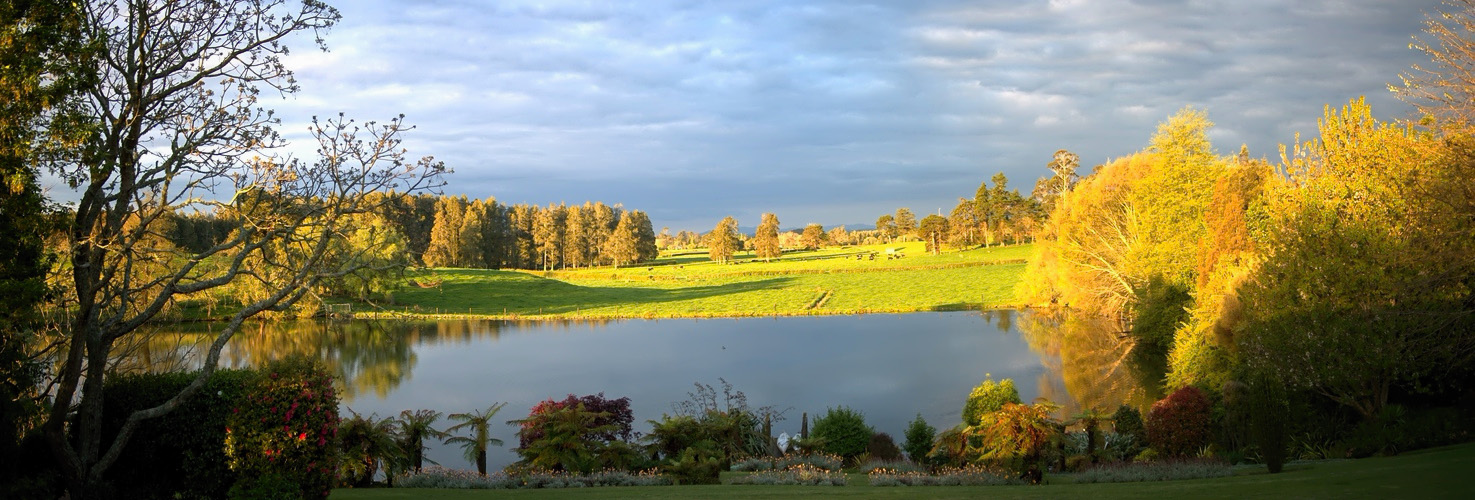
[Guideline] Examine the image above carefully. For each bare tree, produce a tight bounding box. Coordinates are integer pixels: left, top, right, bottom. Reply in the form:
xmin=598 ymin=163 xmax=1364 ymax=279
xmin=1396 ymin=0 xmax=1475 ymax=125
xmin=36 ymin=1 xmax=445 ymax=496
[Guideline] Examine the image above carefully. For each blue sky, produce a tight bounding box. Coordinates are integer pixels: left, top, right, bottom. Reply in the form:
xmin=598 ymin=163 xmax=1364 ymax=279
xmin=271 ymin=0 xmax=1441 ymax=231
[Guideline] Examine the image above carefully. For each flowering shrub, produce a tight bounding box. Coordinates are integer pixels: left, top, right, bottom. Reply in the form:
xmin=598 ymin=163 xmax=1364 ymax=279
xmin=398 ymin=466 xmax=672 ymax=489
xmin=857 ymin=459 xmax=926 ymax=474
xmin=1146 ymin=386 xmax=1213 ymax=457
xmin=867 ymin=465 xmax=1023 ymax=486
xmin=730 ymin=453 xmax=843 ymax=472
xmin=731 ymin=464 xmax=847 ymax=486
xmin=225 ymin=357 xmax=340 ymax=499
xmin=1073 ymin=459 xmax=1232 ymax=483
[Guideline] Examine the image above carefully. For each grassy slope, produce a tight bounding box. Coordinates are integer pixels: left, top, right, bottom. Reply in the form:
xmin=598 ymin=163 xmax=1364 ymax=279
xmin=331 ymin=441 xmax=1473 ymax=499
xmin=360 ymin=242 xmax=1032 ymax=320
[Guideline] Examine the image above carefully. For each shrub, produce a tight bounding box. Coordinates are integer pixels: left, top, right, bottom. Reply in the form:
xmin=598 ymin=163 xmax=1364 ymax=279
xmin=1073 ymin=459 xmax=1232 ymax=483
xmin=858 ymin=459 xmax=926 ymax=474
xmin=1248 ymin=373 xmax=1288 ymax=473
xmin=225 ymin=356 xmax=341 ymax=499
xmin=512 ymin=395 xmax=640 ymax=473
xmin=868 ymin=432 xmax=903 ymax=461
xmin=730 ymin=464 xmax=847 ymax=486
xmin=810 ymin=406 xmax=873 ymax=462
xmin=397 ymin=466 xmax=672 ymax=489
xmin=730 ymin=453 xmax=843 ymax=472
xmin=867 ymin=465 xmax=1023 ymax=486
xmin=1112 ymin=404 xmax=1146 ymax=453
xmin=1146 ymin=386 xmax=1213 ymax=457
xmin=664 ymin=445 xmax=723 ymax=485
xmin=902 ymin=413 xmax=936 ymax=463
xmin=516 ymin=393 xmax=634 ymax=450
xmin=102 ymin=369 xmax=256 ymax=499
xmin=962 ymin=377 xmax=1021 ymax=426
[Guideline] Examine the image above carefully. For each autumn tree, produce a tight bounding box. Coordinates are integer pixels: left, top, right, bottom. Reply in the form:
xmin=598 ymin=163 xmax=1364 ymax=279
xmin=827 ymin=225 xmax=851 ymax=246
xmin=754 ymin=213 xmax=782 ymax=260
xmin=948 ymin=197 xmax=981 ymax=248
xmin=1396 ymin=0 xmax=1475 ymax=125
xmin=1238 ymin=98 xmax=1475 ymax=419
xmin=918 ymin=215 xmax=949 ymax=255
xmin=707 ymin=216 xmax=740 ymax=263
xmin=800 ymin=223 xmax=827 ymax=250
xmin=31 ymin=1 xmax=446 ymax=496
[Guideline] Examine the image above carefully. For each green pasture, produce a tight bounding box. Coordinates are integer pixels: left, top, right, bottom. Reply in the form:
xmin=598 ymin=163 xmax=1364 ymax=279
xmin=330 ymin=441 xmax=1473 ymax=499
xmin=358 ymin=242 xmax=1033 ymax=320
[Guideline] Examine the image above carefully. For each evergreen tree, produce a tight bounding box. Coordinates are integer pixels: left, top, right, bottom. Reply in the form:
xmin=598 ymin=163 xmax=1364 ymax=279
xmin=754 ymin=213 xmax=781 ymax=261
xmin=424 ymin=196 xmax=469 ymax=267
xmin=894 ymin=208 xmax=917 ymax=238
xmin=563 ymin=204 xmax=591 ymax=268
xmin=918 ymin=214 xmax=949 ymax=255
xmin=458 ymin=201 xmax=488 ymax=268
xmin=533 ymin=203 xmax=567 ymax=270
xmin=627 ymin=210 xmax=659 ymax=262
xmin=604 ymin=214 xmax=639 ymax=267
xmin=509 ymin=204 xmax=538 ymax=269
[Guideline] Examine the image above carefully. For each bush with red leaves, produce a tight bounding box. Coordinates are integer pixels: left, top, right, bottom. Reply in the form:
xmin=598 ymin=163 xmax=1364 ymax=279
xmin=1145 ymin=386 xmax=1213 ymax=457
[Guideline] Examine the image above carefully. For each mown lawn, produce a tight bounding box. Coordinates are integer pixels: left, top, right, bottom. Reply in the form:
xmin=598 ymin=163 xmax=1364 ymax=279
xmin=359 ymin=242 xmax=1033 ymax=320
xmin=330 ymin=441 xmax=1473 ymax=499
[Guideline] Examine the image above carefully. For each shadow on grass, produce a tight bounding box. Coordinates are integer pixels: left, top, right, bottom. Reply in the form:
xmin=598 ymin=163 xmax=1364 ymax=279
xmin=394 ymin=270 xmax=797 ymax=315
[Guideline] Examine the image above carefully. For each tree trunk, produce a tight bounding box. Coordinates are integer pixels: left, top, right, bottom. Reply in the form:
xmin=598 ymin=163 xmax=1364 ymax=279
xmin=477 ymin=449 xmax=487 ymax=476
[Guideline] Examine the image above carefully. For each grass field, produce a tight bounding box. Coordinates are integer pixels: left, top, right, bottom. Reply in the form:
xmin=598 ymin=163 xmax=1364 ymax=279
xmin=329 ymin=441 xmax=1473 ymax=499
xmin=356 ymin=242 xmax=1033 ymax=320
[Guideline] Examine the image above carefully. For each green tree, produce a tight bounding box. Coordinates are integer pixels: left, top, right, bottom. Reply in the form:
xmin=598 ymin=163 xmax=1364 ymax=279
xmin=1 ymin=0 xmax=89 ymax=489
xmin=962 ymin=377 xmax=1021 ymax=426
xmin=754 ymin=213 xmax=782 ymax=260
xmin=875 ymin=214 xmax=896 ymax=242
xmin=338 ymin=410 xmax=401 ymax=487
xmin=707 ymin=216 xmax=740 ymax=263
xmin=627 ymin=210 xmax=660 ymax=262
xmin=35 ymin=2 xmax=445 ymax=496
xmin=902 ymin=414 xmax=936 ymax=464
xmin=396 ymin=409 xmax=447 ymax=473
xmin=443 ymin=403 xmax=508 ymax=476
xmin=533 ymin=203 xmax=567 ymax=270
xmin=811 ymin=406 xmax=873 ymax=462
xmin=917 ymin=214 xmax=949 ymax=255
xmin=894 ymin=208 xmax=917 ymax=238
xmin=800 ymin=223 xmax=826 ymax=250
xmin=948 ymin=198 xmax=981 ymax=248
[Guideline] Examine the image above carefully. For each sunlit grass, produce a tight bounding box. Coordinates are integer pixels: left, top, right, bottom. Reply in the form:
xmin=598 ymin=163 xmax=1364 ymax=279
xmin=357 ymin=242 xmax=1032 ymax=320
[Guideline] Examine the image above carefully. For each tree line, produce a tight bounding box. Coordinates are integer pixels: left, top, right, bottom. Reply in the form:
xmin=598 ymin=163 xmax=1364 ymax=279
xmin=166 ymin=193 xmax=660 ymax=272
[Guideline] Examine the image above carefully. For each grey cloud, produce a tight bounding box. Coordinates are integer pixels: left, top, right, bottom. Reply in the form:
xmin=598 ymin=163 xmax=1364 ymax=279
xmin=266 ymin=0 xmax=1444 ymax=231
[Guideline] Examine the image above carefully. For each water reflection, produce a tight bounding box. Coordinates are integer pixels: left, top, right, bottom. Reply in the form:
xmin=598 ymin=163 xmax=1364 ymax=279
xmin=133 ymin=310 xmax=1153 ymax=471
xmin=1016 ymin=310 xmax=1163 ymax=415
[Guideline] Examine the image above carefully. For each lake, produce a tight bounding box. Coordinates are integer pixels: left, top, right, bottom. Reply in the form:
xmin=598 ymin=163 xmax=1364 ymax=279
xmin=142 ymin=310 xmax=1156 ymax=472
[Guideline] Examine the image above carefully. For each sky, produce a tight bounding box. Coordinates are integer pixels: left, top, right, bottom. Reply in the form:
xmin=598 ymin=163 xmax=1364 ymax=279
xmin=269 ymin=0 xmax=1444 ymax=232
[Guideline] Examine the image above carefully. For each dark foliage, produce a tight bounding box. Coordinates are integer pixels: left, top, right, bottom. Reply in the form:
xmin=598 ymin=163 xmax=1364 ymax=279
xmin=868 ymin=432 xmax=903 ymax=462
xmin=515 ymin=393 xmax=634 ymax=450
xmin=1130 ymin=276 xmax=1193 ymax=356
xmin=1249 ymin=374 xmax=1288 ymax=473
xmin=1146 ymin=386 xmax=1213 ymax=457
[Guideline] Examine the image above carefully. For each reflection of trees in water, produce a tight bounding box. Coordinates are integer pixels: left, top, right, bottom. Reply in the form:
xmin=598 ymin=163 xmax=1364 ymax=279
xmin=980 ymin=309 xmax=1015 ymax=334
xmin=125 ymin=318 xmax=618 ymax=402
xmin=1017 ymin=310 xmax=1161 ymax=417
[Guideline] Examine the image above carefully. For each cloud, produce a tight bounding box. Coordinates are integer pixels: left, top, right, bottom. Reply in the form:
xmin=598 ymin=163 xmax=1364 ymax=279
xmin=262 ymin=0 xmax=1444 ymax=230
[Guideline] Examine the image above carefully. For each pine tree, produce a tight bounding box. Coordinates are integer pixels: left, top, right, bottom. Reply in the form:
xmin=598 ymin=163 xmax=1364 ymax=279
xmin=894 ymin=208 xmax=917 ymax=238
xmin=627 ymin=210 xmax=659 ymax=262
xmin=424 ymin=196 xmax=469 ymax=267
xmin=458 ymin=201 xmax=487 ymax=268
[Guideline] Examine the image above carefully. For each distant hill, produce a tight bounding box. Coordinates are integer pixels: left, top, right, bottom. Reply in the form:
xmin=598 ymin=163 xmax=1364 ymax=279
xmin=733 ymin=223 xmax=877 ymax=234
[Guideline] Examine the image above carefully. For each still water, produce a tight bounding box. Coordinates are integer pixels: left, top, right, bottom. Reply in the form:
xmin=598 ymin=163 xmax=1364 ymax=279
xmin=142 ymin=310 xmax=1155 ymax=472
